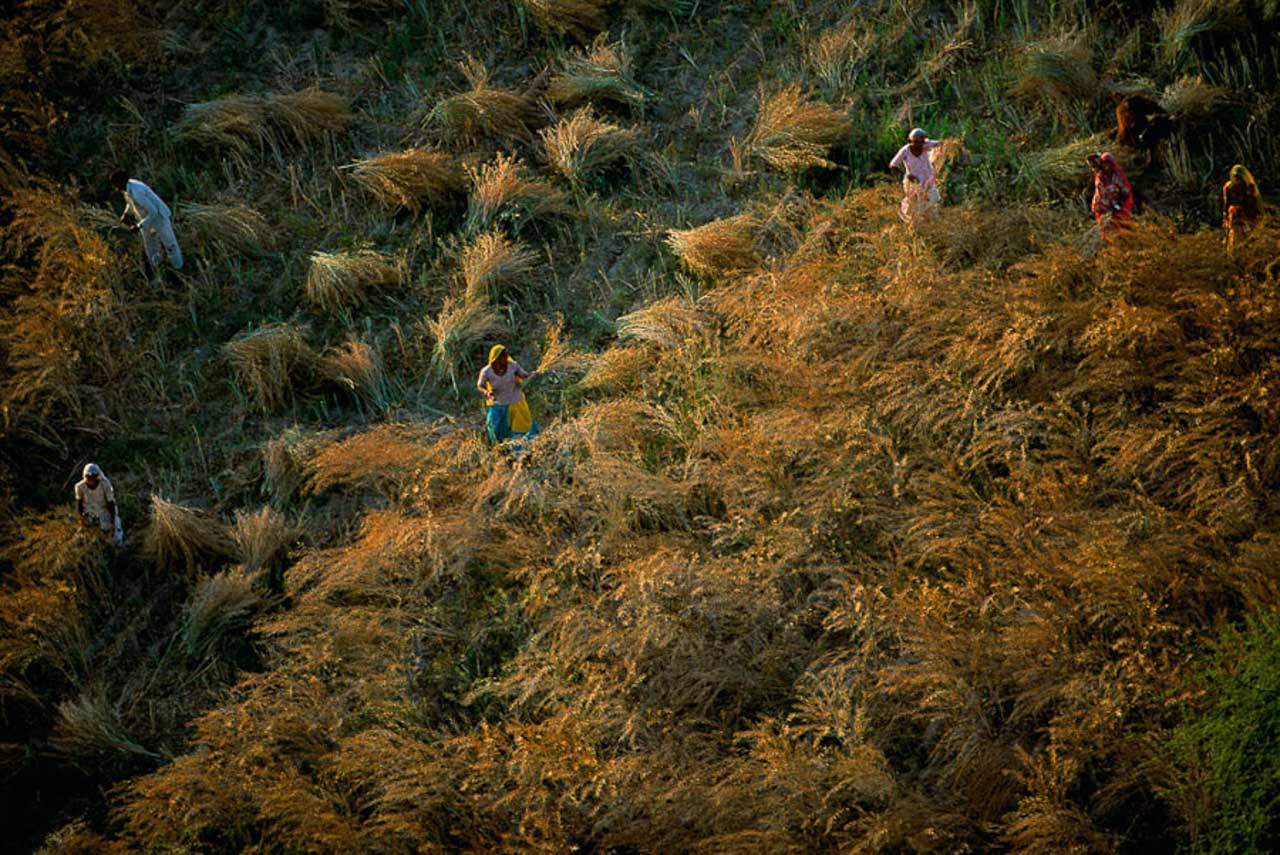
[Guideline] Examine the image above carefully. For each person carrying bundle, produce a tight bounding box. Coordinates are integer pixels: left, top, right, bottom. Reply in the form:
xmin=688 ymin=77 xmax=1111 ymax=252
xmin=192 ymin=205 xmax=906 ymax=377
xmin=75 ymin=463 xmax=123 ymax=546
xmin=477 ymin=344 xmax=539 ymax=450
xmin=1087 ymin=152 xmax=1132 ymax=242
xmin=1222 ymin=164 xmax=1262 ymax=254
xmin=889 ymin=128 xmax=942 ymax=225
xmin=111 ymin=170 xmax=184 ymax=271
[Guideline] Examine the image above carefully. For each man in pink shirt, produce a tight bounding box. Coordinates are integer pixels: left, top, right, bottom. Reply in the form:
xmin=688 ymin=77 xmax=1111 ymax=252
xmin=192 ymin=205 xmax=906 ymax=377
xmin=889 ymin=128 xmax=942 ymax=225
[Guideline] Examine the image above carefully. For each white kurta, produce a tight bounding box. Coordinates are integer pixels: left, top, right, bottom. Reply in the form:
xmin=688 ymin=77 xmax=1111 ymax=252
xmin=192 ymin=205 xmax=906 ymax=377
xmin=889 ymin=141 xmax=943 ymax=223
xmin=125 ymin=179 xmax=183 ymax=269
xmin=75 ymin=476 xmax=124 ymax=544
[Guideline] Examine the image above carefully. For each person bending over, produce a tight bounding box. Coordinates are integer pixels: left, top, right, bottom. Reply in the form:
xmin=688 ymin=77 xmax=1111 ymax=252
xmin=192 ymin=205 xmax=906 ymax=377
xmin=75 ymin=462 xmax=123 ymax=546
xmin=111 ymin=170 xmax=183 ymax=271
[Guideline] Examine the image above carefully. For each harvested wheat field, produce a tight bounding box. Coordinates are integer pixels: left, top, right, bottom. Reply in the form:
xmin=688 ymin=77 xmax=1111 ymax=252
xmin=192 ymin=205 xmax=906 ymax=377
xmin=3 ymin=1 xmax=1280 ymax=852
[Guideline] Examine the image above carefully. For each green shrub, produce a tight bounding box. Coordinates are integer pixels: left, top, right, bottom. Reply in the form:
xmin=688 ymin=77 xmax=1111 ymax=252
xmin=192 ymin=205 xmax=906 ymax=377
xmin=1170 ymin=612 xmax=1280 ymax=854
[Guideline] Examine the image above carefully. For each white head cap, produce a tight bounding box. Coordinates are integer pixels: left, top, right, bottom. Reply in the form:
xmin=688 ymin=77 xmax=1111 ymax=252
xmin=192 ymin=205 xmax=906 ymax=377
xmin=909 ymin=128 xmax=927 ymax=141
xmin=84 ymin=463 xmax=102 ymax=477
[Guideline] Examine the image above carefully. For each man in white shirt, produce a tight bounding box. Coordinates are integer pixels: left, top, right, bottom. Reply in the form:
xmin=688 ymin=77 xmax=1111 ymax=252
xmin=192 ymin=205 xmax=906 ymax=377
xmin=111 ymin=170 xmax=184 ymax=270
xmin=889 ymin=128 xmax=943 ymax=225
xmin=75 ymin=462 xmax=123 ymax=545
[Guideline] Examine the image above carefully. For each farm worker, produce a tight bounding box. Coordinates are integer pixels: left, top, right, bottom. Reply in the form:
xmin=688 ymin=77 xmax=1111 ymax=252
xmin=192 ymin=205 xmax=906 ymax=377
xmin=75 ymin=463 xmax=123 ymax=546
xmin=477 ymin=344 xmax=539 ymax=448
xmin=111 ymin=170 xmax=184 ymax=270
xmin=889 ymin=128 xmax=942 ymax=224
xmin=1087 ymin=152 xmax=1132 ymax=242
xmin=1222 ymin=164 xmax=1262 ymax=254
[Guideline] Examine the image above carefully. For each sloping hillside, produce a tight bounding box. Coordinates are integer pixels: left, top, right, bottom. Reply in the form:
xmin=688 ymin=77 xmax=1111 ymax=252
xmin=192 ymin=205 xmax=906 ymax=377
xmin=3 ymin=0 xmax=1279 ymax=851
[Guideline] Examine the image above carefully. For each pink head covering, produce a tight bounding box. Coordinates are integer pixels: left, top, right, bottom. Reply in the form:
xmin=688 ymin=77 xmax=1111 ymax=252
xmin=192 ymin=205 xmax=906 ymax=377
xmin=1099 ymin=152 xmax=1127 ymax=178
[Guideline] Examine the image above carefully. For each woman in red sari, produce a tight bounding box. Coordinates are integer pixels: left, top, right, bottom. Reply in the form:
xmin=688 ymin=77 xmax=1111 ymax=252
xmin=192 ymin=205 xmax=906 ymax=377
xmin=1088 ymin=152 xmax=1132 ymax=242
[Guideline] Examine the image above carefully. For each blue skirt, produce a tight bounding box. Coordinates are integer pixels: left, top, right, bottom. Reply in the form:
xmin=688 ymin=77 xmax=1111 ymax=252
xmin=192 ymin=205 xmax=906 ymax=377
xmin=486 ymin=403 xmax=539 ymax=450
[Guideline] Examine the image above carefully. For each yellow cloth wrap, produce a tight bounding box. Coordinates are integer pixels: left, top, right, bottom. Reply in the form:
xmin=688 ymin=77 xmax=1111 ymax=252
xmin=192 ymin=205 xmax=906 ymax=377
xmin=509 ymin=395 xmax=533 ymax=433
xmin=488 ymin=344 xmax=507 ymax=365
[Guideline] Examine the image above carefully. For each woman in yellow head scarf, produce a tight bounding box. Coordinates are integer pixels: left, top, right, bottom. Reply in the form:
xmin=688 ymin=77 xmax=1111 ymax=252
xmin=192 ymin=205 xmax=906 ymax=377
xmin=1223 ymin=165 xmax=1263 ymax=253
xmin=477 ymin=344 xmax=539 ymax=448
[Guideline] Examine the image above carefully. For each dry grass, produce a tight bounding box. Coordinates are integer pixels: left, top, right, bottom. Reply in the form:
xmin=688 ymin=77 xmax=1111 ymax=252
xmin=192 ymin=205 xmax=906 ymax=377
xmin=180 ymin=568 xmax=262 ymax=659
xmin=539 ymin=108 xmax=639 ymax=186
xmin=461 ymin=230 xmax=539 ymax=301
xmin=268 ymin=89 xmax=354 ymax=144
xmin=174 ymin=93 xmax=268 ymax=153
xmin=14 ymin=2 xmax=1280 ymax=851
xmin=1157 ymin=0 xmax=1247 ymax=66
xmin=1025 ymin=131 xmax=1118 ymax=193
xmin=0 ymin=186 xmax=127 ymax=451
xmin=807 ymin=19 xmax=870 ymax=93
xmin=50 ymin=688 xmax=157 ymax=764
xmin=533 ymin=320 xmax=592 ymax=377
xmin=305 ymin=424 xmax=436 ymax=496
xmin=548 ymin=35 xmax=646 ymax=108
xmin=176 ymin=203 xmax=272 ymax=258
xmin=0 ymin=512 xmax=105 ymax=686
xmin=319 ymin=337 xmax=391 ymax=412
xmin=142 ymin=497 xmax=236 ymax=574
xmin=232 ymin=506 xmax=298 ymax=578
xmin=89 ymin=202 xmax=1280 ymax=849
xmin=744 ymin=85 xmax=852 ymax=172
xmin=465 ymin=152 xmax=571 ymax=233
xmin=1014 ymin=33 xmax=1097 ymax=102
xmin=347 ymin=148 xmax=463 ymax=213
xmin=304 ymin=250 xmax=403 ymax=312
xmin=523 ymin=0 xmax=608 ymax=41
xmin=666 ymin=214 xmax=758 ymax=277
xmin=1160 ymin=75 xmax=1231 ymax=123
xmin=223 ymin=323 xmax=318 ymax=414
xmin=176 ymin=88 xmax=352 ymax=154
xmin=262 ymin=428 xmax=331 ymax=508
xmin=425 ymin=295 xmax=509 ymax=388
xmin=426 ymin=58 xmax=537 ymax=146
xmin=617 ymin=295 xmax=711 ymax=349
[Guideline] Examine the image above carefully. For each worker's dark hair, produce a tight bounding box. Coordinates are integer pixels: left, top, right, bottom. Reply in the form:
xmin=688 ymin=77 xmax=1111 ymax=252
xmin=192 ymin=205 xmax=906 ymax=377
xmin=109 ymin=169 xmax=129 ymax=190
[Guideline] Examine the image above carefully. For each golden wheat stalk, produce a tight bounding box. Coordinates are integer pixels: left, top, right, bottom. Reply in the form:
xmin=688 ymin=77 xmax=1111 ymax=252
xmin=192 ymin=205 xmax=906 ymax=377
xmin=181 ymin=568 xmax=262 ymax=659
xmin=524 ymin=0 xmax=608 ymax=41
xmin=465 ymin=152 xmax=570 ymax=233
xmin=232 ymin=506 xmax=298 ymax=577
xmin=50 ymin=688 xmax=158 ymax=762
xmin=1160 ymin=75 xmax=1230 ymax=123
xmin=347 ymin=148 xmax=464 ymax=213
xmin=461 ymin=230 xmax=539 ymax=302
xmin=549 ymin=34 xmax=646 ymax=108
xmin=425 ymin=57 xmax=536 ymax=145
xmin=176 ymin=203 xmax=272 ymax=258
xmin=143 ymin=496 xmax=236 ymax=574
xmin=616 ymin=295 xmax=711 ymax=349
xmin=176 ymin=88 xmax=352 ymax=153
xmin=539 ymin=107 xmax=639 ymax=186
xmin=426 ymin=295 xmax=509 ymax=388
xmin=304 ymin=249 xmax=403 ymax=312
xmin=304 ymin=424 xmax=436 ymax=495
xmin=1013 ymin=33 xmax=1097 ymax=102
xmin=223 ymin=322 xmax=318 ymax=414
xmin=745 ymin=85 xmax=852 ymax=172
xmin=320 ymin=337 xmax=392 ymax=412
xmin=666 ymin=214 xmax=758 ymax=277
xmin=534 ymin=319 xmax=591 ymax=377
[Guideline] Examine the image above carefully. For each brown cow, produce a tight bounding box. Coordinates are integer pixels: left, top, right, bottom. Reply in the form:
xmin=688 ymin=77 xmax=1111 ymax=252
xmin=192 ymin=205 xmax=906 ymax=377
xmin=1114 ymin=93 xmax=1173 ymax=167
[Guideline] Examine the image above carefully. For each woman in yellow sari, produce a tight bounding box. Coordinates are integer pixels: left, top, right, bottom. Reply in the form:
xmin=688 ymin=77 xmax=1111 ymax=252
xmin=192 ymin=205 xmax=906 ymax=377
xmin=1223 ymin=165 xmax=1262 ymax=254
xmin=476 ymin=344 xmax=539 ymax=449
